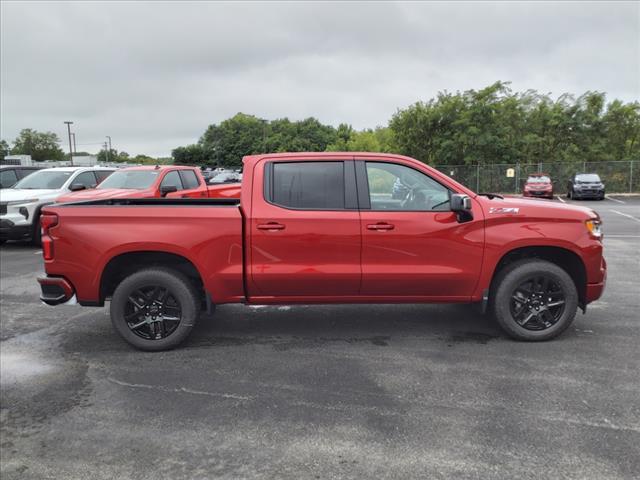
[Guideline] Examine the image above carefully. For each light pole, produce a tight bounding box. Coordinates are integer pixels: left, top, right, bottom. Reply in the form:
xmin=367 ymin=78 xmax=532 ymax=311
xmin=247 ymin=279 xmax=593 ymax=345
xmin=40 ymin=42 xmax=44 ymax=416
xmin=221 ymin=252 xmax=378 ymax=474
xmin=64 ymin=121 xmax=73 ymax=165
xmin=71 ymin=133 xmax=77 ymax=154
xmin=106 ymin=136 xmax=112 ymax=163
xmin=104 ymin=141 xmax=110 ymax=162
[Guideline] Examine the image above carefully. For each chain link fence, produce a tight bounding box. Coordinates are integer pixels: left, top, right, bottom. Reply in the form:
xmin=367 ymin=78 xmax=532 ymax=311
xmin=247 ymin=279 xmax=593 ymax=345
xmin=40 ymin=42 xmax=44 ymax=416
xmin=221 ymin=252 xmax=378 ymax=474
xmin=434 ymin=160 xmax=639 ymax=194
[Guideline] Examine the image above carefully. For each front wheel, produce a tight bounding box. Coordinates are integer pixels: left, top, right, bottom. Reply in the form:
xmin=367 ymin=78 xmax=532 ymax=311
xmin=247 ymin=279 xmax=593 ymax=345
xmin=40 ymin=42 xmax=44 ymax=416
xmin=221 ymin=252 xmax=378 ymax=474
xmin=110 ymin=268 xmax=201 ymax=351
xmin=491 ymin=260 xmax=578 ymax=341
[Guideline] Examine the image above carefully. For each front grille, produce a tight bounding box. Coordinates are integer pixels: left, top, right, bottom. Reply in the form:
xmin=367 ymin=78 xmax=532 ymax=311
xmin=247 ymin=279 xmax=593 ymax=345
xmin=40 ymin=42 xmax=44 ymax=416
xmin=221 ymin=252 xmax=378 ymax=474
xmin=0 ymin=203 xmax=7 ymax=215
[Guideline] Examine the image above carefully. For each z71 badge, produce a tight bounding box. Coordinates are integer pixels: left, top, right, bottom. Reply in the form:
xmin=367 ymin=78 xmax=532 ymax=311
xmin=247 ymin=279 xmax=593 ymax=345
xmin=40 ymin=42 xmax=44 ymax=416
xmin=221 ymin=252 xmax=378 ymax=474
xmin=489 ymin=207 xmax=520 ymax=214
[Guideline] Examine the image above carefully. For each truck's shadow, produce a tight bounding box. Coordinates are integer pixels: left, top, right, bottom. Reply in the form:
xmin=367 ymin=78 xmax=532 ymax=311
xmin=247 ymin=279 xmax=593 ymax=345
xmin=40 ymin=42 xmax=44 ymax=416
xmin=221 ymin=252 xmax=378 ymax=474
xmin=185 ymin=303 xmax=503 ymax=350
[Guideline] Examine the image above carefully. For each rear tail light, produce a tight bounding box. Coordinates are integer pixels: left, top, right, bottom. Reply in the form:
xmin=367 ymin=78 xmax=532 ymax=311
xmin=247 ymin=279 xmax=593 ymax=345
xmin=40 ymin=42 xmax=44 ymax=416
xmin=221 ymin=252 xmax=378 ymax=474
xmin=40 ymin=213 xmax=58 ymax=260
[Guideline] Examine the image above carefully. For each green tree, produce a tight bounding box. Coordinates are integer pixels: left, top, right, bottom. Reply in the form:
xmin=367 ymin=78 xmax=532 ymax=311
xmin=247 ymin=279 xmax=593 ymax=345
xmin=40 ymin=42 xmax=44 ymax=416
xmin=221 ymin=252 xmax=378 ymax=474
xmin=10 ymin=128 xmax=65 ymax=161
xmin=199 ymin=113 xmax=338 ymax=166
xmin=172 ymin=144 xmax=211 ymax=166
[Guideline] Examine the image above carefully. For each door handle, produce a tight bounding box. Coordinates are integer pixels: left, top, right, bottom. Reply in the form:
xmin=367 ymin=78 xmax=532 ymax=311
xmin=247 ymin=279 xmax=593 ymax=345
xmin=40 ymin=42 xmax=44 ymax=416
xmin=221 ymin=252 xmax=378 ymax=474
xmin=367 ymin=222 xmax=395 ymax=231
xmin=257 ymin=222 xmax=285 ymax=231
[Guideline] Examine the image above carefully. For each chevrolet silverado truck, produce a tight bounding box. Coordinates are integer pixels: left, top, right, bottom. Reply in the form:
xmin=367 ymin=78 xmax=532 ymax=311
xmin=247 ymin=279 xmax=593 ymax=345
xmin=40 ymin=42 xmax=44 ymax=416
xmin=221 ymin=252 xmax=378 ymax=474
xmin=56 ymin=165 xmax=218 ymax=203
xmin=38 ymin=153 xmax=606 ymax=350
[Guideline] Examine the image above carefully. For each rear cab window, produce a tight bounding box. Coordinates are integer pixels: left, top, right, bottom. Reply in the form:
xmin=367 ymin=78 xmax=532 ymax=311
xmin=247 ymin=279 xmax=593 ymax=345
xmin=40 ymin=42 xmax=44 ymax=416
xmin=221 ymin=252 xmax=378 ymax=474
xmin=265 ymin=161 xmax=346 ymax=210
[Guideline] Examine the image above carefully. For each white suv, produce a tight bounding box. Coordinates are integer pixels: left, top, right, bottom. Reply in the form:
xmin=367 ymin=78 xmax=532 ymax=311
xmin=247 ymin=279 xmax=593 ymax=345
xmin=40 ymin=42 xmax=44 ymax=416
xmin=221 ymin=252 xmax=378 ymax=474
xmin=0 ymin=166 xmax=114 ymax=244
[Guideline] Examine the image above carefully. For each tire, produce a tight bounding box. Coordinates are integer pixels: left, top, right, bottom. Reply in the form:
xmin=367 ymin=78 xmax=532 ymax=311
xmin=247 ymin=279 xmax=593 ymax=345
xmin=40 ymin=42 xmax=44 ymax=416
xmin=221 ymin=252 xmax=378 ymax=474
xmin=491 ymin=259 xmax=578 ymax=341
xmin=110 ymin=268 xmax=201 ymax=351
xmin=32 ymin=217 xmax=42 ymax=246
xmin=567 ymin=190 xmax=572 ymax=199
xmin=0 ymin=240 xmax=6 ymax=245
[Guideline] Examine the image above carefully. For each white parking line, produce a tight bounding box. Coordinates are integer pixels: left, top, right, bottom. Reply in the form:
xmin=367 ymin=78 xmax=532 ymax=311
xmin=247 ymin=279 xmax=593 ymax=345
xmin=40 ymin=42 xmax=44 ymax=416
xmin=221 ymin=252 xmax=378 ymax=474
xmin=611 ymin=210 xmax=640 ymax=223
xmin=556 ymin=195 xmax=566 ymax=203
xmin=33 ymin=250 xmax=42 ymax=255
xmin=606 ymin=195 xmax=625 ymax=204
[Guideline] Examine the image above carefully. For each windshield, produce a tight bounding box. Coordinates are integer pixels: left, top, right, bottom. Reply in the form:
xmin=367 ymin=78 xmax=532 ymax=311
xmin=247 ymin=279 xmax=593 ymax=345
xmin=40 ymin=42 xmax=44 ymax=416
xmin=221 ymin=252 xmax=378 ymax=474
xmin=98 ymin=170 xmax=160 ymax=190
xmin=527 ymin=176 xmax=551 ymax=183
xmin=13 ymin=170 xmax=73 ymax=189
xmin=576 ymin=174 xmax=601 ymax=183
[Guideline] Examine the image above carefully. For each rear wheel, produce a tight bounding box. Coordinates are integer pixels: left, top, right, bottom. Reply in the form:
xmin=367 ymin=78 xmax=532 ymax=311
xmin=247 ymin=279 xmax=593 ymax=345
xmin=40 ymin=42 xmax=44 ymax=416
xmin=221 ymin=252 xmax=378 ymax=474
xmin=110 ymin=268 xmax=200 ymax=351
xmin=491 ymin=260 xmax=578 ymax=341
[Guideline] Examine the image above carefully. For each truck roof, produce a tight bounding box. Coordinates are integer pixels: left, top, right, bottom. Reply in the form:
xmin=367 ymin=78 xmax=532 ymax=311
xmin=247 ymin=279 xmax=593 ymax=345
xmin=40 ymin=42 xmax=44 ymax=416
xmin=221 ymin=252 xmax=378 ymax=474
xmin=117 ymin=165 xmax=197 ymax=171
xmin=38 ymin=166 xmax=115 ymax=173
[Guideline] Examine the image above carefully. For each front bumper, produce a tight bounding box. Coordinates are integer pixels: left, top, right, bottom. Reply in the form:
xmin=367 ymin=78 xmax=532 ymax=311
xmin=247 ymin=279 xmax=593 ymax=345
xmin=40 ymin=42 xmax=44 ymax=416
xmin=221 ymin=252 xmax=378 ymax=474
xmin=586 ymin=257 xmax=607 ymax=303
xmin=573 ymin=189 xmax=605 ymax=198
xmin=523 ymin=190 xmax=553 ymax=198
xmin=37 ymin=275 xmax=75 ymax=305
xmin=0 ymin=219 xmax=32 ymax=241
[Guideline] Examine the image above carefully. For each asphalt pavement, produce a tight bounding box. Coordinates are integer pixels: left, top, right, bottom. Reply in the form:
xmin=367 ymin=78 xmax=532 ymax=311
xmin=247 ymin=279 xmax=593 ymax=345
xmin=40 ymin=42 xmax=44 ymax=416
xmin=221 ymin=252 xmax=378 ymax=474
xmin=1 ymin=196 xmax=639 ymax=479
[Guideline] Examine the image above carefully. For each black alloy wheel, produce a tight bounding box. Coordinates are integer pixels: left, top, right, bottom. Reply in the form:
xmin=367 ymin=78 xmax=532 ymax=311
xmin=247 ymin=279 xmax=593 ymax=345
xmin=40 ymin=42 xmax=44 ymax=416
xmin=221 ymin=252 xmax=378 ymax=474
xmin=125 ymin=286 xmax=182 ymax=340
xmin=509 ymin=275 xmax=566 ymax=331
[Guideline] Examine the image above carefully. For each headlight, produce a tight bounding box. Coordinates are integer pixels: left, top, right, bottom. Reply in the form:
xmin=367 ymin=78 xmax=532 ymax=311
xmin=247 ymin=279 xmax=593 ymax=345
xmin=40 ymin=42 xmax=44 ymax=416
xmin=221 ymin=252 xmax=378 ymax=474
xmin=585 ymin=219 xmax=603 ymax=239
xmin=7 ymin=199 xmax=39 ymax=205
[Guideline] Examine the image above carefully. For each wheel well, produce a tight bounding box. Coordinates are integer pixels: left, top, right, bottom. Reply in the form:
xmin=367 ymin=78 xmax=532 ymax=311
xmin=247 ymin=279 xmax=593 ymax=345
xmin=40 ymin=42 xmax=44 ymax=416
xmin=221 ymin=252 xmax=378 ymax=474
xmin=490 ymin=246 xmax=587 ymax=309
xmin=100 ymin=251 xmax=204 ymax=303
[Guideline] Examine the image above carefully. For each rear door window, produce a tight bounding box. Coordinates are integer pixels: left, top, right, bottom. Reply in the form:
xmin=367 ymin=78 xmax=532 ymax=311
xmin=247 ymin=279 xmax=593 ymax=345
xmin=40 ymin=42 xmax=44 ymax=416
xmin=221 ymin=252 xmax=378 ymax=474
xmin=270 ymin=162 xmax=345 ymax=209
xmin=179 ymin=170 xmax=200 ymax=189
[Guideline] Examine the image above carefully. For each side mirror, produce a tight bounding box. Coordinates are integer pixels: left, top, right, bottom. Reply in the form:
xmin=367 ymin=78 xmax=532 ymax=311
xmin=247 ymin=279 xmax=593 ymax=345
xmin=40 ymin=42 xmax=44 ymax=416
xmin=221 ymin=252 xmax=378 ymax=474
xmin=450 ymin=193 xmax=473 ymax=223
xmin=160 ymin=185 xmax=178 ymax=197
xmin=69 ymin=183 xmax=87 ymax=192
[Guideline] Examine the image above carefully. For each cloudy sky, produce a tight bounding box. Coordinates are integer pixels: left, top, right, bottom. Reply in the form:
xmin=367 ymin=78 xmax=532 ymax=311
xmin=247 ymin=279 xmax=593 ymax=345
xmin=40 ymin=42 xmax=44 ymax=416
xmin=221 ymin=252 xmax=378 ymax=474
xmin=1 ymin=1 xmax=638 ymax=157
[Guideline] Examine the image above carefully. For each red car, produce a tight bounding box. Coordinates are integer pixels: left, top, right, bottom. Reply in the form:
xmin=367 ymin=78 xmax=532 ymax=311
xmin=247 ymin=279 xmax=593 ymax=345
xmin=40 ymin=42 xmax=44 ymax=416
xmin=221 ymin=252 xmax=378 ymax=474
xmin=523 ymin=173 xmax=554 ymax=199
xmin=38 ymin=152 xmax=606 ymax=350
xmin=57 ymin=165 xmax=221 ymax=203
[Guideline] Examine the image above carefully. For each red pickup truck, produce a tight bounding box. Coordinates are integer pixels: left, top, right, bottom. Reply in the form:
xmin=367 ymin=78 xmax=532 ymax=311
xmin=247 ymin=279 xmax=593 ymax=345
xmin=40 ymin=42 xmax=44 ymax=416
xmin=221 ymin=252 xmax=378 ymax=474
xmin=56 ymin=165 xmax=230 ymax=202
xmin=38 ymin=153 xmax=606 ymax=350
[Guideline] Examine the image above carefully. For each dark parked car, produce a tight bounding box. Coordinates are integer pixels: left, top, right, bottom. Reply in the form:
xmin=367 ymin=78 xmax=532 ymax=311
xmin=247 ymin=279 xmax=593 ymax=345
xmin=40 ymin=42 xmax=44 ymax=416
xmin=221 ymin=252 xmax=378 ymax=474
xmin=0 ymin=165 xmax=41 ymax=189
xmin=567 ymin=173 xmax=605 ymax=200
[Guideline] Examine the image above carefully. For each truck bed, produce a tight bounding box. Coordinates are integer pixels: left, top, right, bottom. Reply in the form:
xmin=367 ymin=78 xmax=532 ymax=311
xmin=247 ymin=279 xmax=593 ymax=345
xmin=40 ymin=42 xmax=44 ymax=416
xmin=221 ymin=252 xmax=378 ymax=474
xmin=42 ymin=199 xmax=245 ymax=304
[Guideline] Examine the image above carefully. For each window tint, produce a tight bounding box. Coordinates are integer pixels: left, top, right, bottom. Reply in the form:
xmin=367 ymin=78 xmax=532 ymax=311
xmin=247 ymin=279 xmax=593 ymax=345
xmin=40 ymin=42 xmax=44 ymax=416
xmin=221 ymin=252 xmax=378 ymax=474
xmin=271 ymin=162 xmax=344 ymax=209
xmin=94 ymin=170 xmax=114 ymax=183
xmin=17 ymin=168 xmax=37 ymax=179
xmin=0 ymin=169 xmax=18 ymax=187
xmin=72 ymin=171 xmax=98 ymax=189
xmin=179 ymin=170 xmax=200 ymax=189
xmin=365 ymin=162 xmax=450 ymax=211
xmin=161 ymin=171 xmax=183 ymax=190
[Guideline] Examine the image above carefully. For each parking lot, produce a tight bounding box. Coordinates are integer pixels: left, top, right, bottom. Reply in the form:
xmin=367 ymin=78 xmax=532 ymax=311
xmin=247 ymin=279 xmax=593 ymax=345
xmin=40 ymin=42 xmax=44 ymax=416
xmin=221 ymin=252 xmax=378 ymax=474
xmin=1 ymin=196 xmax=639 ymax=479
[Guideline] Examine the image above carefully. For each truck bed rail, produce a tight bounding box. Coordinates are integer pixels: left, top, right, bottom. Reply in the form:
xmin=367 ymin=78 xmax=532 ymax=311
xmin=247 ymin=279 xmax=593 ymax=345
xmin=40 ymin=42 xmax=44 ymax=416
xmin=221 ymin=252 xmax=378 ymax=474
xmin=55 ymin=198 xmax=241 ymax=207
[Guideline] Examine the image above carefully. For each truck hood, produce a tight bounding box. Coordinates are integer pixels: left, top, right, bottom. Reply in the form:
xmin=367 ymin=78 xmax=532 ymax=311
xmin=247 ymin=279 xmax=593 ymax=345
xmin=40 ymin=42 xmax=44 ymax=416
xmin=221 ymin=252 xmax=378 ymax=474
xmin=0 ymin=188 xmax=62 ymax=202
xmin=477 ymin=195 xmax=597 ymax=220
xmin=57 ymin=188 xmax=153 ymax=203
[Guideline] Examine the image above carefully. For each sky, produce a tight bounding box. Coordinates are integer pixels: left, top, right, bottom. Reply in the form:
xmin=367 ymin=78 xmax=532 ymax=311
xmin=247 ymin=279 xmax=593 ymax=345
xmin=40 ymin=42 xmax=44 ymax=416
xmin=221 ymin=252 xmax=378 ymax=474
xmin=1 ymin=1 xmax=639 ymax=157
